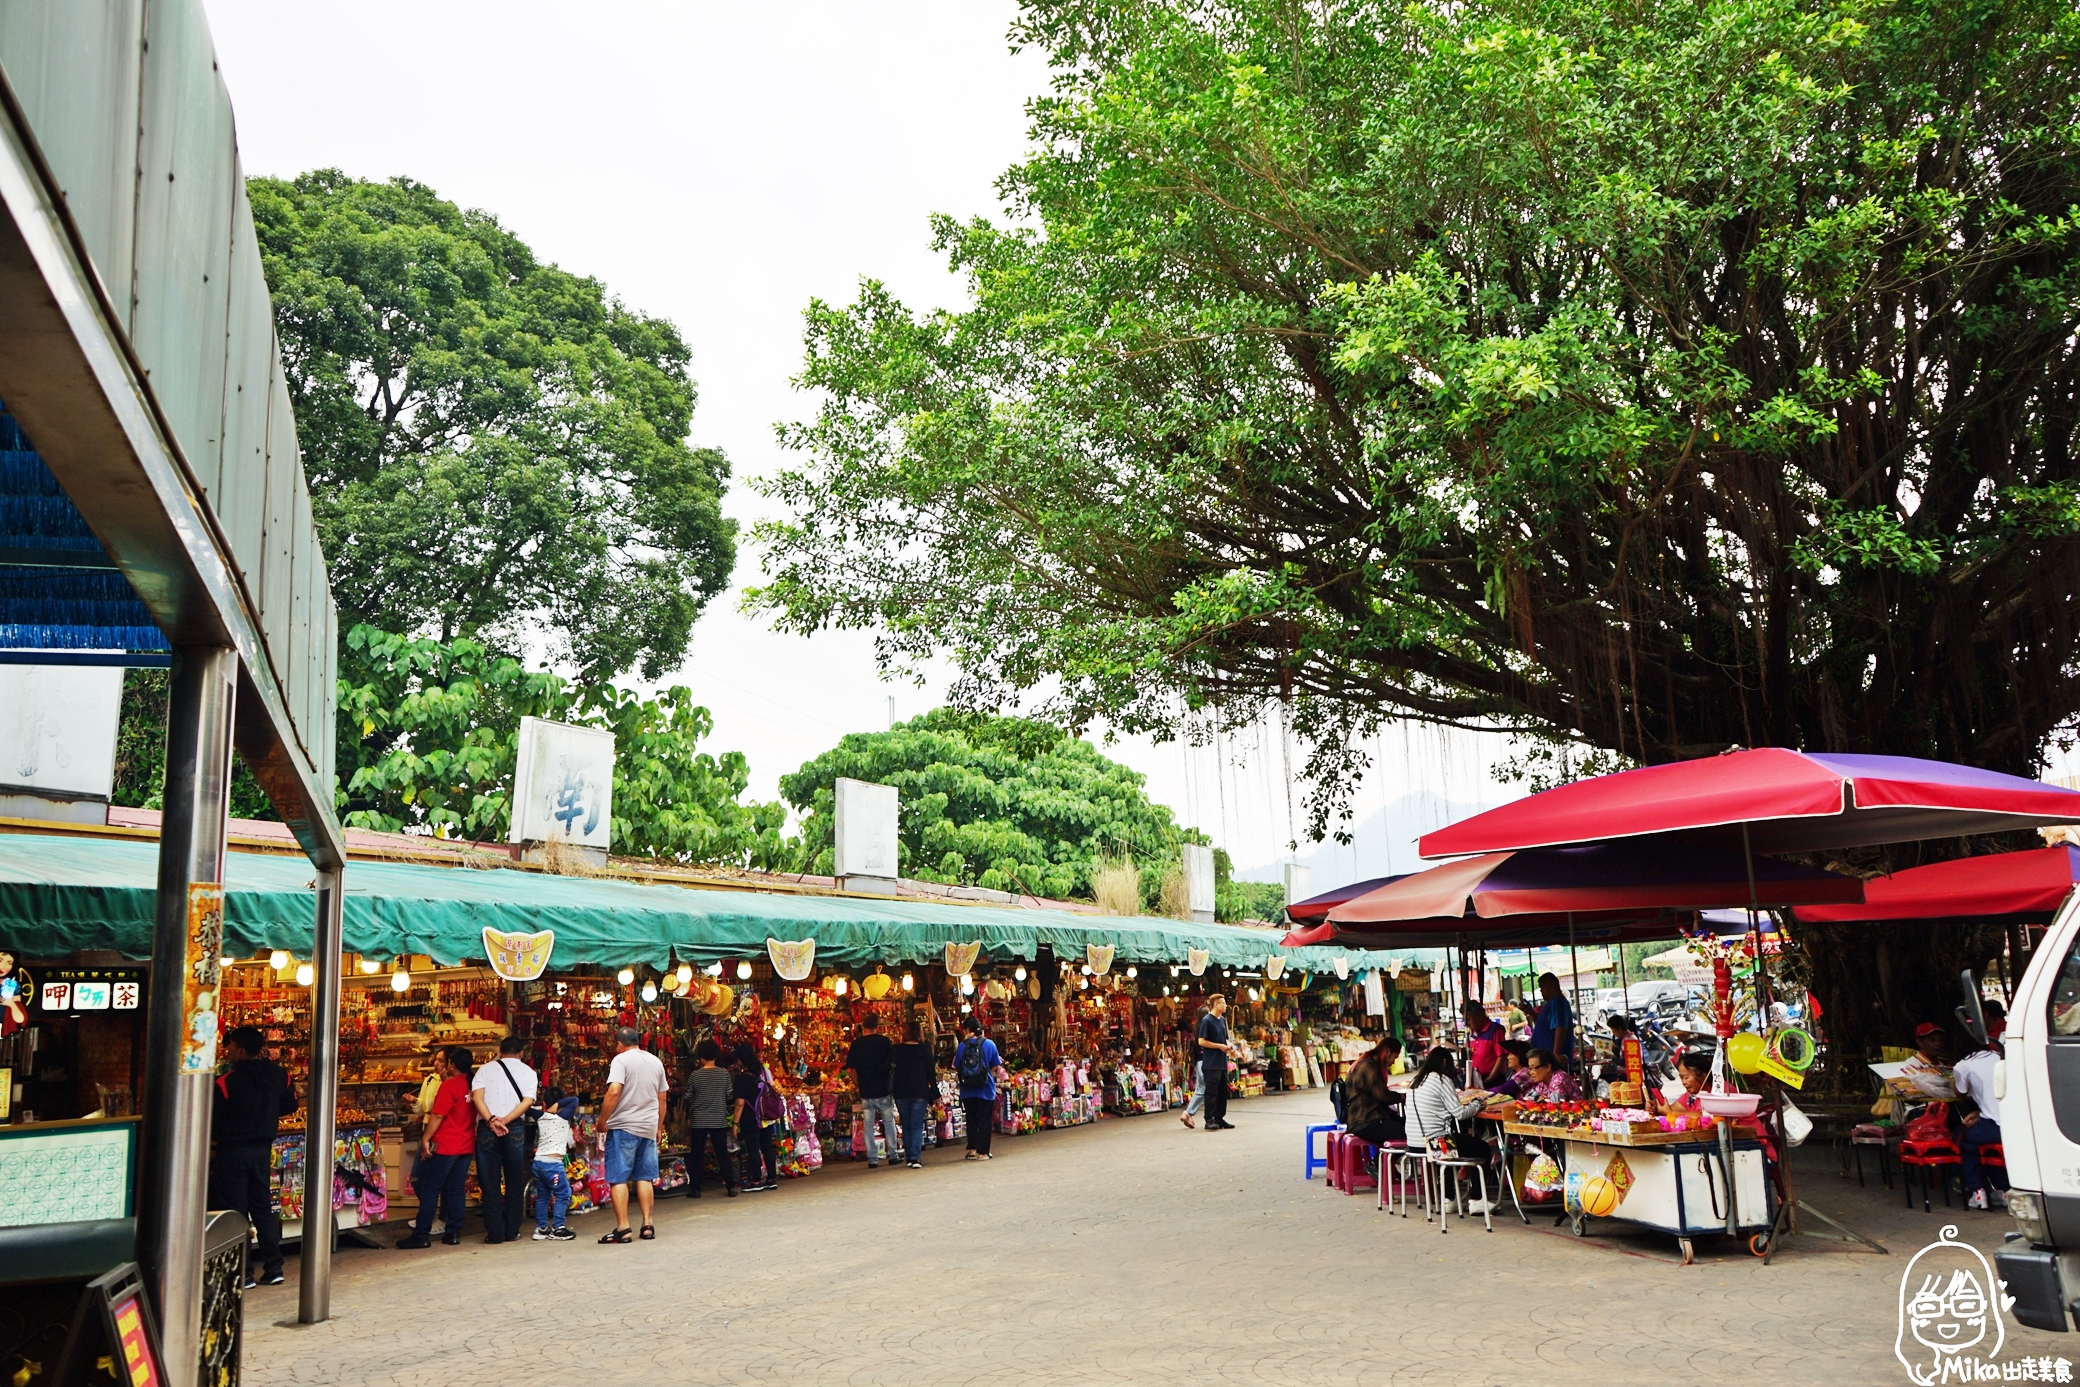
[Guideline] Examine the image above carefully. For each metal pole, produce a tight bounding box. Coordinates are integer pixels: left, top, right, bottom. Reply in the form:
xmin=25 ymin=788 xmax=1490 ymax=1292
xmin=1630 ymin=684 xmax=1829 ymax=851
xmin=299 ymin=869 xmax=344 ymax=1324
xmin=1567 ymin=913 xmax=1580 ymax=1069
xmin=136 ymin=647 xmax=236 ymax=1387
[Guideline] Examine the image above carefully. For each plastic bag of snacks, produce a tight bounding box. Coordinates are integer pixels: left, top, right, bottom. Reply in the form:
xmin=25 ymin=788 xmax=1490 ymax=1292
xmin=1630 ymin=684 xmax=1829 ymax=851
xmin=1523 ymin=1152 xmax=1563 ymax=1201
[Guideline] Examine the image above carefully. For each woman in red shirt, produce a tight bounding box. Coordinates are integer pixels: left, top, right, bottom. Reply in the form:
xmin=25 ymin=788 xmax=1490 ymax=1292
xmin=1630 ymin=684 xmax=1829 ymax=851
xmin=398 ymin=1046 xmax=477 ymax=1248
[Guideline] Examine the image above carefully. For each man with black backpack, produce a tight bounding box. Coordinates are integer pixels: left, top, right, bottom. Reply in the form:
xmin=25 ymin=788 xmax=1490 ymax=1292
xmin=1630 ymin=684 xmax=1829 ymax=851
xmin=955 ymin=1016 xmax=1003 ymax=1160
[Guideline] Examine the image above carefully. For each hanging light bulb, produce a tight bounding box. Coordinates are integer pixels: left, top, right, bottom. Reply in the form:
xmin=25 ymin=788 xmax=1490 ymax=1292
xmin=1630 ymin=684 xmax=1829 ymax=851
xmin=705 ymin=962 xmax=723 ymax=977
xmin=1249 ymin=987 xmax=1260 ymax=1002
xmin=960 ymin=1001 xmax=972 ymax=1014
xmin=736 ymin=960 xmax=753 ymax=980
xmin=295 ymin=962 xmax=315 ymax=987
xmin=833 ymin=976 xmax=849 ymax=996
xmin=1081 ymin=964 xmax=1093 ymax=976
xmin=1126 ymin=966 xmax=1138 ymax=979
xmin=1014 ymin=966 xmax=1027 ymax=982
xmin=220 ymin=954 xmax=236 ymax=969
xmin=269 ymin=950 xmax=290 ymax=971
xmin=640 ymin=981 xmax=658 ymax=1003
xmin=1170 ymin=966 xmax=1179 ymax=977
xmin=901 ymin=973 xmax=914 ymax=992
xmin=391 ymin=964 xmax=411 ymax=993
xmin=358 ymin=956 xmax=381 ymax=974
xmin=960 ymin=975 xmax=975 ymax=996
xmin=677 ymin=963 xmax=694 ymax=984
xmin=1162 ymin=986 xmax=1171 ymax=996
xmin=617 ymin=967 xmax=636 ymax=986
xmin=1078 ymin=977 xmax=1089 ymax=991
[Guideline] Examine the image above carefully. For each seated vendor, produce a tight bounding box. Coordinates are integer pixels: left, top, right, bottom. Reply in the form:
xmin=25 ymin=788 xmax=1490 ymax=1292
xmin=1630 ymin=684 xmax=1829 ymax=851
xmin=1343 ymin=1035 xmax=1407 ymax=1146
xmin=1487 ymin=1041 xmax=1533 ymax=1096
xmin=1462 ymin=1001 xmax=1508 ymax=1087
xmin=1518 ymin=1047 xmax=1583 ymax=1102
xmin=1893 ymin=1021 xmax=1957 ymax=1102
xmin=1600 ymin=1014 xmax=1642 ymax=1088
xmin=1660 ymin=1050 xmax=1713 ymax=1113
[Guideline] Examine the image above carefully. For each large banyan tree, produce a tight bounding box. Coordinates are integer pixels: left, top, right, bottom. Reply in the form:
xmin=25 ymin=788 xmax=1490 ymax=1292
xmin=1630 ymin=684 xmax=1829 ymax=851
xmin=755 ymin=0 xmax=2080 ymax=1060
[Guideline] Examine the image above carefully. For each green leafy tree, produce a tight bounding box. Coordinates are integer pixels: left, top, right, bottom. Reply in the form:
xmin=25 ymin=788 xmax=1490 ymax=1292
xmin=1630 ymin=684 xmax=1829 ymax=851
xmin=112 ymin=670 xmax=274 ymax=820
xmin=781 ymin=709 xmax=1207 ymax=903
xmin=340 ymin=626 xmax=787 ymax=867
xmin=254 ymin=171 xmax=735 ymax=682
xmin=752 ymin=0 xmax=2080 ymax=1066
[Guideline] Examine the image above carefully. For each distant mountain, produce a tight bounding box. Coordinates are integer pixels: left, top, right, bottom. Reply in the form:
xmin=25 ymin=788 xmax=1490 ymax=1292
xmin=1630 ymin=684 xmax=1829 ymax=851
xmin=1236 ymin=791 xmax=1499 ymax=893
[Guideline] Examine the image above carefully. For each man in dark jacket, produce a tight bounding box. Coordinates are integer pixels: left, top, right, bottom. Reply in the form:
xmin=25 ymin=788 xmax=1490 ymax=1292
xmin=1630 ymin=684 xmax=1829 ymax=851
xmin=210 ymin=1026 xmax=297 ymax=1287
xmin=1343 ymin=1035 xmax=1406 ymax=1146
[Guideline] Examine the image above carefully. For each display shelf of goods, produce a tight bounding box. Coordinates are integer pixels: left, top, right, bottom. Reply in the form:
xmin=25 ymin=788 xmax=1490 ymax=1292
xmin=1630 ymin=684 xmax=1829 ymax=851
xmin=270 ymin=1122 xmax=388 ymax=1230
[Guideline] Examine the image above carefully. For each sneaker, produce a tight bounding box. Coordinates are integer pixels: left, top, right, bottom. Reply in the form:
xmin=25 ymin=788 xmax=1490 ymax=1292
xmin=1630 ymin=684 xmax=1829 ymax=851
xmin=744 ymin=1181 xmax=769 ymax=1192
xmin=549 ymin=1226 xmax=576 ymax=1241
xmin=761 ymin=1181 xmax=779 ymax=1191
xmin=533 ymin=1228 xmax=553 ymax=1241
xmin=1466 ymin=1198 xmax=1497 ymax=1215
xmin=907 ymin=1162 xmax=923 ymax=1169
xmin=1994 ymin=1189 xmax=2010 ymax=1209
xmin=242 ymin=1276 xmax=257 ymax=1289
xmin=867 ymin=1163 xmax=880 ymax=1169
xmin=1968 ymin=1188 xmax=1990 ymax=1210
xmin=440 ymin=1229 xmax=462 ymax=1246
xmin=259 ymin=1269 xmax=284 ymax=1286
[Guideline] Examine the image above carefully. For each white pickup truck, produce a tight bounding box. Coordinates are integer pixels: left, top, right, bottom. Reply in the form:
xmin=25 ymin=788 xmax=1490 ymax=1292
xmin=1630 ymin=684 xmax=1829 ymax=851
xmin=1991 ymin=892 xmax=2080 ymax=1331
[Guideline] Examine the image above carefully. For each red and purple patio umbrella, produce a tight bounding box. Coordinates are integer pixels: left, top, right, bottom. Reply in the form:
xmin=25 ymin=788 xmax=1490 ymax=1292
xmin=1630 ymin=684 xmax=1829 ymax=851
xmin=1284 ymin=875 xmax=1405 ymax=923
xmin=1417 ymin=749 xmax=2080 ymax=859
xmin=1792 ymin=844 xmax=2080 ymax=926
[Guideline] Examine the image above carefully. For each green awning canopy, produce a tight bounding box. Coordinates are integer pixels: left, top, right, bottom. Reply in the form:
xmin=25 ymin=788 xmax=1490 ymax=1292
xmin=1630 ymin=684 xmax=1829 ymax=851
xmin=0 ymin=833 xmax=1353 ymax=975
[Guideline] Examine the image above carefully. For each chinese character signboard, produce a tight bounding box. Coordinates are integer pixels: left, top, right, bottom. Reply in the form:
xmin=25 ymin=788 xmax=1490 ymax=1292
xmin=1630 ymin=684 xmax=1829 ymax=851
xmin=509 ymin=716 xmax=615 ymax=849
xmin=179 ymin=884 xmax=223 ymax=1073
xmin=30 ymin=965 xmax=144 ymax=1015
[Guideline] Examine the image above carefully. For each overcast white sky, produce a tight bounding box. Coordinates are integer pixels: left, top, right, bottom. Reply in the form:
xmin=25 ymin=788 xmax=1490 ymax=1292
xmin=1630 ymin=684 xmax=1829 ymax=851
xmin=202 ymin=0 xmax=1517 ymax=882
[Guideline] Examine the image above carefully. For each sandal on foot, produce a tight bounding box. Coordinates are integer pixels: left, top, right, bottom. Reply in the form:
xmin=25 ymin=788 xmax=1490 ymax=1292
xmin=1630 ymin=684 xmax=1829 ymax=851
xmin=599 ymin=1227 xmax=634 ymax=1244
xmin=639 ymin=1225 xmax=655 ymax=1240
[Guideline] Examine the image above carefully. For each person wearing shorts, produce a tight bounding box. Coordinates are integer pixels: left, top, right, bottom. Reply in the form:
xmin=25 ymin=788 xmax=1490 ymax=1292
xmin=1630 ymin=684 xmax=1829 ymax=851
xmin=598 ymin=1026 xmax=668 ymax=1243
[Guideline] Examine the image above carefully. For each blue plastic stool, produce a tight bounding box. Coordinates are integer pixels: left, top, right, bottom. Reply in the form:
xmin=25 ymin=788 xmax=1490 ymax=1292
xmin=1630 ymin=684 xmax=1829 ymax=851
xmin=1305 ymin=1123 xmax=1343 ymax=1180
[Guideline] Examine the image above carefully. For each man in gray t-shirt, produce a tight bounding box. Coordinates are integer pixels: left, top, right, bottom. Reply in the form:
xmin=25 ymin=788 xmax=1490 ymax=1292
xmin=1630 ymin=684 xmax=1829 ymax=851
xmin=684 ymin=1038 xmax=738 ymax=1198
xmin=599 ymin=1027 xmax=669 ymax=1241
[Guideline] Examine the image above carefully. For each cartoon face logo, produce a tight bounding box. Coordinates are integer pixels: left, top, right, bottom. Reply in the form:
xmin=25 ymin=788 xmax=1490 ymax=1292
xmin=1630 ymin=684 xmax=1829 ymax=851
xmin=1896 ymin=1224 xmax=2012 ymax=1384
xmin=1907 ymin=1269 xmax=1988 ymax=1353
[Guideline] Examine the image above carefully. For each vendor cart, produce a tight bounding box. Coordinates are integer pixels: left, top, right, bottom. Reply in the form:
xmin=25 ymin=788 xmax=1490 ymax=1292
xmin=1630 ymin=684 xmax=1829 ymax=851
xmin=1505 ymin=1122 xmax=1774 ymax=1264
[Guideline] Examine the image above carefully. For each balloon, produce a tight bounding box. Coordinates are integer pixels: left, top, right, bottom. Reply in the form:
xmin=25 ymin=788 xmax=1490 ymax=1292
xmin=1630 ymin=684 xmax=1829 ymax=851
xmin=1727 ymin=1032 xmax=1766 ymax=1075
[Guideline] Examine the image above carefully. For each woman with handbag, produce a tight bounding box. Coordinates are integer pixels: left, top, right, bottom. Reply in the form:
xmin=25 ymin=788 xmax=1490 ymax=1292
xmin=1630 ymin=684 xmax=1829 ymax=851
xmin=1408 ymin=1045 xmax=1498 ymax=1214
xmin=731 ymin=1043 xmax=782 ymax=1191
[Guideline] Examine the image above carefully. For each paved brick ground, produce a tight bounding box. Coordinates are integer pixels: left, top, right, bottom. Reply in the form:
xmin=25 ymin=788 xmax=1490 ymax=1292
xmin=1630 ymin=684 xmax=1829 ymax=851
xmin=242 ymin=1091 xmax=2054 ymax=1386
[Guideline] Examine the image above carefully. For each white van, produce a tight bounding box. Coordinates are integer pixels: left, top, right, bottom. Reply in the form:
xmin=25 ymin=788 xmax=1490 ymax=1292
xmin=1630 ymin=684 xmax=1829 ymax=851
xmin=1990 ymin=892 xmax=2080 ymax=1332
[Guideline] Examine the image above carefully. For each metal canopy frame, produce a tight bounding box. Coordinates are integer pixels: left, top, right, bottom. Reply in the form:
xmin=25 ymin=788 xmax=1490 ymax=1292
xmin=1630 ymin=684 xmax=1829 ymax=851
xmin=0 ymin=5 xmax=348 ymax=1374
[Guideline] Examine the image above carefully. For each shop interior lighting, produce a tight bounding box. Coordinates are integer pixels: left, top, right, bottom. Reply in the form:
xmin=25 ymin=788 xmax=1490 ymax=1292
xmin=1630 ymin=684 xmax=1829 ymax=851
xmin=1125 ymin=966 xmax=1137 ymax=979
xmin=616 ymin=967 xmax=636 ymax=986
xmin=1169 ymin=966 xmax=1179 ymax=977
xmin=705 ymin=962 xmax=723 ymax=977
xmin=736 ymin=960 xmax=753 ymax=980
xmin=640 ymin=981 xmax=658 ymax=1003
xmin=358 ymin=956 xmax=381 ymax=974
xmin=959 ymin=975 xmax=975 ymax=996
xmin=1077 ymin=977 xmax=1089 ymax=990
xmin=833 ymin=976 xmax=848 ymax=996
xmin=295 ymin=962 xmax=314 ymax=987
xmin=1014 ymin=966 xmax=1027 ymax=981
xmin=391 ymin=965 xmax=411 ymax=993
xmin=268 ymin=950 xmax=290 ymax=971
xmin=959 ymin=1001 xmax=972 ymax=1014
xmin=1081 ymin=964 xmax=1093 ymax=976
xmin=219 ymin=954 xmax=236 ymax=969
xmin=676 ymin=963 xmax=694 ymax=984
xmin=901 ymin=973 xmax=914 ymax=992
xmin=1162 ymin=986 xmax=1171 ymax=996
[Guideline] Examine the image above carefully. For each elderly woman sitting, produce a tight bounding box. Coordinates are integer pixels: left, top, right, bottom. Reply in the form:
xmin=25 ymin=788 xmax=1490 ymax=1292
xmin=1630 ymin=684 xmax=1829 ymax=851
xmin=1518 ymin=1047 xmax=1584 ymax=1102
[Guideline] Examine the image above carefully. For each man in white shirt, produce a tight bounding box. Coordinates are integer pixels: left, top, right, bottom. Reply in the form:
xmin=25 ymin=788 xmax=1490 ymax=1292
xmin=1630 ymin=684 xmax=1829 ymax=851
xmin=470 ymin=1035 xmax=539 ymax=1244
xmin=599 ymin=1026 xmax=669 ymax=1242
xmin=1953 ymin=1041 xmax=2005 ymax=1209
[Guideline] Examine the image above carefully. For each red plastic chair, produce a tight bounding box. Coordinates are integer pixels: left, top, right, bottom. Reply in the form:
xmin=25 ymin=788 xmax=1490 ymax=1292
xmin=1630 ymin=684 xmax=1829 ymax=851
xmin=1900 ymin=1135 xmax=1962 ymax=1211
xmin=1338 ymin=1136 xmax=1380 ymax=1196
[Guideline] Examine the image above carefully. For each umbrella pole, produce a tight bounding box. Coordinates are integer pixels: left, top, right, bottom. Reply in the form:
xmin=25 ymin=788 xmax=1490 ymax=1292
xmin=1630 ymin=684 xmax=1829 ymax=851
xmin=1568 ymin=913 xmax=1580 ymax=1073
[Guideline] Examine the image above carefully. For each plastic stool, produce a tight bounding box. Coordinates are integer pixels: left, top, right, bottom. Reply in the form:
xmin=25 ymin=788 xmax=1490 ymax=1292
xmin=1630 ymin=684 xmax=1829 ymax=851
xmin=1901 ymin=1137 xmax=1962 ymax=1211
xmin=1304 ymin=1123 xmax=1342 ymax=1181
xmin=1339 ymin=1138 xmax=1379 ymax=1196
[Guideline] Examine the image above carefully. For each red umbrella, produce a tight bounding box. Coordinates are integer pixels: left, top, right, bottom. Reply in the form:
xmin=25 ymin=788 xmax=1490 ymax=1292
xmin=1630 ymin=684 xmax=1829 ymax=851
xmin=1330 ymin=841 xmax=1860 ymax=922
xmin=1793 ymin=844 xmax=2080 ymax=926
xmin=1417 ymin=750 xmax=2080 ymax=859
xmin=1284 ymin=875 xmax=1405 ymax=923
